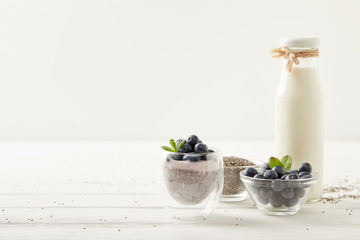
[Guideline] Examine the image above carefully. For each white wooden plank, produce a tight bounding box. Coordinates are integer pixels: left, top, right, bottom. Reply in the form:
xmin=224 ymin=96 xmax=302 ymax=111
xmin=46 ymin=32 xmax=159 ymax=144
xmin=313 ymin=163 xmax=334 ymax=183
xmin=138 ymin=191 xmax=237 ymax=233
xmin=0 ymin=200 xmax=358 ymax=240
xmin=0 ymin=141 xmax=358 ymax=194
xmin=0 ymin=141 xmax=358 ymax=240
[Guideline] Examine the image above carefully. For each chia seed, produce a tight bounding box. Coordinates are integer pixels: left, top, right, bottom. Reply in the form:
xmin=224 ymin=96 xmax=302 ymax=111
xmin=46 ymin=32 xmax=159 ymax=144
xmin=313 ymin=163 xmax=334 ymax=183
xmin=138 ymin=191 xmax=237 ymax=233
xmin=163 ymin=164 xmax=218 ymax=205
xmin=222 ymin=156 xmax=256 ymax=196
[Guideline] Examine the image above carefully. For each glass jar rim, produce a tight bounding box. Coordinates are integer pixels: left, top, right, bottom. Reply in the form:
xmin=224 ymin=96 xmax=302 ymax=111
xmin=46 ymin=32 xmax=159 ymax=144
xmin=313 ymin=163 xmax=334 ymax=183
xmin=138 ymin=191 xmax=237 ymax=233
xmin=165 ymin=147 xmax=220 ymax=156
xmin=223 ymin=164 xmax=261 ymax=169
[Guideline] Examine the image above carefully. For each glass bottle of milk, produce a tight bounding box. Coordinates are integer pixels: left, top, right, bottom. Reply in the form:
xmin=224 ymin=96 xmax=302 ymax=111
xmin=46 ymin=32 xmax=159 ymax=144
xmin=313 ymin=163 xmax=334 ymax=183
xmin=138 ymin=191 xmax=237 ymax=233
xmin=275 ymin=38 xmax=323 ymax=202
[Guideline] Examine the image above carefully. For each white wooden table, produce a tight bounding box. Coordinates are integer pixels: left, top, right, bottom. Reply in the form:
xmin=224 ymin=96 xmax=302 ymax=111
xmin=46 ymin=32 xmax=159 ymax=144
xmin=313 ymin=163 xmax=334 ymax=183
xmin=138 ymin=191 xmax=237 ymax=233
xmin=0 ymin=141 xmax=359 ymax=239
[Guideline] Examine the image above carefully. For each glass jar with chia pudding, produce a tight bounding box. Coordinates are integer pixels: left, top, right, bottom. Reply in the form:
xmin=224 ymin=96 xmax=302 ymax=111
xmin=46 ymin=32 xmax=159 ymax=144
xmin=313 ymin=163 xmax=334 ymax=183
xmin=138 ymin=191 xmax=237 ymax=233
xmin=159 ymin=148 xmax=223 ymax=219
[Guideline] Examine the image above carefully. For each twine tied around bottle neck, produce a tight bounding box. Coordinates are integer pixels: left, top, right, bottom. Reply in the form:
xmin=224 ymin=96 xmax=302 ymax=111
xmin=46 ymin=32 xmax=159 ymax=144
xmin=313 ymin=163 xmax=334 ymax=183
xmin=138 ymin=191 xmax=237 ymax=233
xmin=270 ymin=46 xmax=319 ymax=73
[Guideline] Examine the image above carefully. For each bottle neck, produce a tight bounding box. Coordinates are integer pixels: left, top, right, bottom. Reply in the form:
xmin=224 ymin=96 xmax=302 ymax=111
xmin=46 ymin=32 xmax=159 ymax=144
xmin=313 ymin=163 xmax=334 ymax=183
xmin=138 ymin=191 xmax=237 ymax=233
xmin=282 ymin=57 xmax=318 ymax=69
xmin=282 ymin=47 xmax=319 ymax=70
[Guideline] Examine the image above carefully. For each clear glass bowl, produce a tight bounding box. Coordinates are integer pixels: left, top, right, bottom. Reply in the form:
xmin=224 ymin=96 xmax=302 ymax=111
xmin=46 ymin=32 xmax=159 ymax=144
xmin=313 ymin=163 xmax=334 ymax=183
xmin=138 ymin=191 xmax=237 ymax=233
xmin=240 ymin=171 xmax=318 ymax=215
xmin=221 ymin=165 xmax=250 ymax=202
xmin=159 ymin=148 xmax=223 ymax=219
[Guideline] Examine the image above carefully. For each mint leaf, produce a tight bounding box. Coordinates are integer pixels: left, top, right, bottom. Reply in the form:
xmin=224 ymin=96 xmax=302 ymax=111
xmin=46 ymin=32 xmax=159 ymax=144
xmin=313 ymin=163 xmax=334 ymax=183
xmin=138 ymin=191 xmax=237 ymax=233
xmin=281 ymin=155 xmax=292 ymax=172
xmin=176 ymin=140 xmax=185 ymax=152
xmin=161 ymin=146 xmax=175 ymax=152
xmin=269 ymin=157 xmax=284 ymax=169
xmin=169 ymin=139 xmax=176 ymax=151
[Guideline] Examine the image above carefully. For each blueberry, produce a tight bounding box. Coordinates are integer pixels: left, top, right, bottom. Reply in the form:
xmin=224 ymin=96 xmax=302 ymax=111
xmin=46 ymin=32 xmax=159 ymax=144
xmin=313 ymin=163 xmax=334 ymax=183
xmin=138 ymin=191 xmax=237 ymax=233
xmin=271 ymin=179 xmax=285 ymax=192
xmin=287 ymin=170 xmax=299 ymax=175
xmin=194 ymin=143 xmax=208 ymax=153
xmin=262 ymin=162 xmax=271 ymax=170
xmin=244 ymin=167 xmax=258 ymax=177
xmin=260 ymin=187 xmax=272 ymax=198
xmin=281 ymin=188 xmax=295 ymax=199
xmin=176 ymin=139 xmax=187 ymax=148
xmin=264 ymin=170 xmax=278 ymax=179
xmin=273 ymin=166 xmax=286 ymax=178
xmin=299 ymin=171 xmax=309 ymax=177
xmin=171 ymin=154 xmax=184 ymax=161
xmin=208 ymin=149 xmax=214 ymax=153
xmin=254 ymin=174 xmax=265 ymax=179
xmin=285 ymin=173 xmax=299 ymax=180
xmin=183 ymin=155 xmax=201 ymax=162
xmin=179 ymin=143 xmax=192 ymax=153
xmin=187 ymin=135 xmax=199 ymax=147
xmin=295 ymin=187 xmax=306 ymax=198
xmin=299 ymin=171 xmax=312 ymax=179
xmin=281 ymin=174 xmax=289 ymax=180
xmin=299 ymin=163 xmax=312 ymax=173
xmin=300 ymin=174 xmax=312 ymax=179
xmin=257 ymin=195 xmax=269 ymax=205
xmin=200 ymin=155 xmax=207 ymax=161
xmin=259 ymin=168 xmax=267 ymax=175
xmin=285 ymin=197 xmax=299 ymax=207
xmin=269 ymin=193 xmax=285 ymax=207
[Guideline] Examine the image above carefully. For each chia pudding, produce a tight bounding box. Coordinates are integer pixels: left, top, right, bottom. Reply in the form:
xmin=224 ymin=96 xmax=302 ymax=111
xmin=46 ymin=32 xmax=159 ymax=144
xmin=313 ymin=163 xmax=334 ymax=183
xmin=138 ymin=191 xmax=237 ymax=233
xmin=163 ymin=157 xmax=220 ymax=205
xmin=160 ymin=135 xmax=223 ymax=218
xmin=222 ymin=156 xmax=256 ymax=196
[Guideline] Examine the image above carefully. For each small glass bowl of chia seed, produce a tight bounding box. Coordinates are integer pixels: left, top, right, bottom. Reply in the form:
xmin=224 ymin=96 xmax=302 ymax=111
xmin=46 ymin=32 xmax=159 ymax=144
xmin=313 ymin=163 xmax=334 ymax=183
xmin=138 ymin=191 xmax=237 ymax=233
xmin=221 ymin=156 xmax=257 ymax=202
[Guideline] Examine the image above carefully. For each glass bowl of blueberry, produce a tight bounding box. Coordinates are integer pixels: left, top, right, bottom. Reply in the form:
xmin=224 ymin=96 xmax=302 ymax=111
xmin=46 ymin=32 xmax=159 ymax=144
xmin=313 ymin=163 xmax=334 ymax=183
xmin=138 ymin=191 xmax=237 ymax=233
xmin=240 ymin=155 xmax=318 ymax=216
xmin=159 ymin=135 xmax=223 ymax=219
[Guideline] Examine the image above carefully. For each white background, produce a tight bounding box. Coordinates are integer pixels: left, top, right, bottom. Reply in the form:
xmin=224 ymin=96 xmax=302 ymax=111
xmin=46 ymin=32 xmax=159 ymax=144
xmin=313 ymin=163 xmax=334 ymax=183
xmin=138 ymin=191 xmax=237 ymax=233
xmin=1 ymin=0 xmax=359 ymax=141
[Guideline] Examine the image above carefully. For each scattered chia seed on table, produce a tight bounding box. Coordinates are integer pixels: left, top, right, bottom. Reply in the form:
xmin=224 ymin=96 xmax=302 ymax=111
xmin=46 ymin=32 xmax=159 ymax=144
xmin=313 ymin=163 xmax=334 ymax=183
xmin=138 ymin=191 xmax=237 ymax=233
xmin=322 ymin=177 xmax=360 ymax=203
xmin=222 ymin=156 xmax=256 ymax=196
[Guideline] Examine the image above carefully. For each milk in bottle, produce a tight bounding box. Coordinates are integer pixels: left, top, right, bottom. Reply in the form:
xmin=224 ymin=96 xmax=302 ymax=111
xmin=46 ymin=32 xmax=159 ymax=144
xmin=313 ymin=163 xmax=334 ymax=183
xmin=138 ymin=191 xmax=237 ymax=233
xmin=274 ymin=38 xmax=323 ymax=202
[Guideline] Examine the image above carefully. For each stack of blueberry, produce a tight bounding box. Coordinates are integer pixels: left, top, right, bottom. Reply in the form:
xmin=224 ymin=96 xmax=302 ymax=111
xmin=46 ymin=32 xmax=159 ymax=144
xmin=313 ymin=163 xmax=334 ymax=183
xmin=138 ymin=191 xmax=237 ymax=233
xmin=243 ymin=163 xmax=313 ymax=208
xmin=245 ymin=162 xmax=313 ymax=180
xmin=170 ymin=135 xmax=214 ymax=162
